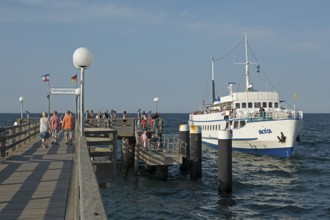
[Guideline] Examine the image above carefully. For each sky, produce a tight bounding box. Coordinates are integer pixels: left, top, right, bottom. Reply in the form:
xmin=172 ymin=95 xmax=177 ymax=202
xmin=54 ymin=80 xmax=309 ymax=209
xmin=0 ymin=0 xmax=329 ymax=114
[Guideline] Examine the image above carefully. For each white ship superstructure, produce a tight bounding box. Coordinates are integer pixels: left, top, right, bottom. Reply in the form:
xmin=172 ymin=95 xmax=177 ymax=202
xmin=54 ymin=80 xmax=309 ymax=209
xmin=189 ymin=34 xmax=303 ymax=158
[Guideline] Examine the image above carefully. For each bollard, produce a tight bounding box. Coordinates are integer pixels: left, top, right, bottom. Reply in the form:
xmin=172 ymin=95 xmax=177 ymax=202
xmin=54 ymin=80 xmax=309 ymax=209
xmin=179 ymin=124 xmax=190 ymax=171
xmin=190 ymin=125 xmax=202 ymax=179
xmin=218 ymin=129 xmax=233 ymax=195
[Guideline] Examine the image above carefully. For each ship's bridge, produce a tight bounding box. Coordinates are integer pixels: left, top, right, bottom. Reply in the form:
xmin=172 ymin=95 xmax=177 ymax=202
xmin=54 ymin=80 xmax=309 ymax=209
xmin=220 ymin=91 xmax=281 ymax=111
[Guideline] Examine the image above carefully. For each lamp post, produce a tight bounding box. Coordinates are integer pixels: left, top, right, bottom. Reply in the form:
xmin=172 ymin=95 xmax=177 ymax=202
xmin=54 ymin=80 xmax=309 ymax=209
xmin=19 ymin=96 xmax=24 ymax=119
xmin=75 ymin=88 xmax=81 ymax=121
xmin=73 ymin=47 xmax=93 ymax=136
xmin=153 ymin=97 xmax=159 ymax=113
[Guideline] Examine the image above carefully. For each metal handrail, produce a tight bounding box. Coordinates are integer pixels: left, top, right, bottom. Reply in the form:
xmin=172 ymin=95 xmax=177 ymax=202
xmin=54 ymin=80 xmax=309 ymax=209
xmin=138 ymin=136 xmax=187 ymax=157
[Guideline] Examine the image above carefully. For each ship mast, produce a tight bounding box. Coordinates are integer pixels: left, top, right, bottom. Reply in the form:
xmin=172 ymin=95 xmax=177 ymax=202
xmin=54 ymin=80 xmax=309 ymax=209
xmin=235 ymin=33 xmax=255 ymax=91
xmin=211 ymin=56 xmax=216 ymax=102
xmin=244 ymin=33 xmax=254 ymax=91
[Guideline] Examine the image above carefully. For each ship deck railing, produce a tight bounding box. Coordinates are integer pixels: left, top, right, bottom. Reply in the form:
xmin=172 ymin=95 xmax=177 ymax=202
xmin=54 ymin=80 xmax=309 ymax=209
xmin=191 ymin=107 xmax=303 ymax=122
xmin=237 ymin=110 xmax=304 ymax=122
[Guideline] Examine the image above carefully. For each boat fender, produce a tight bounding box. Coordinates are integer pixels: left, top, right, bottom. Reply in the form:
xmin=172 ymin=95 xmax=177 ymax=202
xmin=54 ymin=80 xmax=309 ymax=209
xmin=277 ymin=132 xmax=286 ymax=143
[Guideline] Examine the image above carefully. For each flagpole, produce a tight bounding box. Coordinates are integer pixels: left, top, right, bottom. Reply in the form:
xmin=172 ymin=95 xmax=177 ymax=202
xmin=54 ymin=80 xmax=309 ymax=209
xmin=48 ymin=74 xmax=51 ymax=118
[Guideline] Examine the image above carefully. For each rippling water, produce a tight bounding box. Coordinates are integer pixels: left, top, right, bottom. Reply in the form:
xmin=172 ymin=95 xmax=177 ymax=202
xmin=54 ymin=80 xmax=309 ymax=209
xmin=1 ymin=113 xmax=329 ymax=219
xmin=100 ymin=113 xmax=330 ymax=219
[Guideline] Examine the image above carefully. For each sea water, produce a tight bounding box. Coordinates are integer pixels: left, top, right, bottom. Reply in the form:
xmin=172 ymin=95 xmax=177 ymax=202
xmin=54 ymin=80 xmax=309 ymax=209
xmin=1 ymin=113 xmax=329 ymax=219
xmin=100 ymin=113 xmax=330 ymax=219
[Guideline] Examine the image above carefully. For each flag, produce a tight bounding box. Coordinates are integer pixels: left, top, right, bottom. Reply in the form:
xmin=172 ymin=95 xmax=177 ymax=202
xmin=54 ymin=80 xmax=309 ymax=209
xmin=71 ymin=74 xmax=77 ymax=82
xmin=42 ymin=74 xmax=50 ymax=82
xmin=293 ymin=91 xmax=298 ymax=99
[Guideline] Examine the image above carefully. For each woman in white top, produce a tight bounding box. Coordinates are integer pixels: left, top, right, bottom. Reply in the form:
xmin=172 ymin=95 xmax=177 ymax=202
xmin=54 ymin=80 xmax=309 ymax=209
xmin=39 ymin=112 xmax=50 ymax=148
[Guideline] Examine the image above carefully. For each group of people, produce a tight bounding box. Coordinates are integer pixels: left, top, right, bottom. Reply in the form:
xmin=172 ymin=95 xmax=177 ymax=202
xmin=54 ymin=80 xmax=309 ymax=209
xmin=86 ymin=109 xmax=130 ymax=127
xmin=138 ymin=109 xmax=160 ymax=130
xmin=86 ymin=109 xmax=118 ymax=120
xmin=39 ymin=110 xmax=75 ymax=148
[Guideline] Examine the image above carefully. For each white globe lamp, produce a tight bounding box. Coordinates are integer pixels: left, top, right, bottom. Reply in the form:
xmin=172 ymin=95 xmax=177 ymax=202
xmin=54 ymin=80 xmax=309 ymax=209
xmin=19 ymin=96 xmax=24 ymax=119
xmin=73 ymin=47 xmax=93 ymax=135
xmin=153 ymin=97 xmax=159 ymax=113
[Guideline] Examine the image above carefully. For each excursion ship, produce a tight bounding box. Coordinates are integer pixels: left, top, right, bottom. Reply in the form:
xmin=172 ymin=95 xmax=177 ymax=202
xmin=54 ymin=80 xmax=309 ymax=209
xmin=189 ymin=34 xmax=303 ymax=158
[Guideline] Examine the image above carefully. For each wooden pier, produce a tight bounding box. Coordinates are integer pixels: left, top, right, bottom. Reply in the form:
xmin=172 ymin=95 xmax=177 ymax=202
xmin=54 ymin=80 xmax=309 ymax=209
xmin=0 ymin=117 xmax=188 ymax=219
xmin=0 ymin=130 xmax=74 ymax=219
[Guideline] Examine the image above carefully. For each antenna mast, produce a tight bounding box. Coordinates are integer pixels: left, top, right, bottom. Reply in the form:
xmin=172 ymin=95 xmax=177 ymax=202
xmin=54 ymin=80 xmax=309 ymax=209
xmin=211 ymin=56 xmax=216 ymax=102
xmin=235 ymin=33 xmax=256 ymax=91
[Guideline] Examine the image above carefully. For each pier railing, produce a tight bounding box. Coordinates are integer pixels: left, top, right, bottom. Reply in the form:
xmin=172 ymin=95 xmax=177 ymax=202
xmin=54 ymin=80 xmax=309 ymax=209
xmin=138 ymin=136 xmax=187 ymax=157
xmin=0 ymin=120 xmax=39 ymax=157
xmin=72 ymin=127 xmax=108 ymax=220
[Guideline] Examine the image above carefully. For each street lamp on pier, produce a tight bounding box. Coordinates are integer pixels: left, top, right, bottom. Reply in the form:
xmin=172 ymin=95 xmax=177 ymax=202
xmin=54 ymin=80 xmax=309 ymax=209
xmin=153 ymin=97 xmax=159 ymax=113
xmin=19 ymin=96 xmax=24 ymax=119
xmin=73 ymin=47 xmax=93 ymax=136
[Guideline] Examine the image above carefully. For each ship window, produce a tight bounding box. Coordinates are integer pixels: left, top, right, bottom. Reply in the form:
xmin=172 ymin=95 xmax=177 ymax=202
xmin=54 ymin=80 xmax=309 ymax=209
xmin=226 ymin=122 xmax=229 ymax=129
xmin=242 ymin=102 xmax=247 ymax=108
xmin=262 ymin=102 xmax=267 ymax=108
xmin=254 ymin=102 xmax=261 ymax=108
xmin=240 ymin=120 xmax=246 ymax=127
xmin=275 ymin=102 xmax=279 ymax=108
xmin=235 ymin=103 xmax=240 ymax=109
xmin=268 ymin=102 xmax=273 ymax=108
xmin=234 ymin=121 xmax=239 ymax=128
xmin=248 ymin=102 xmax=253 ymax=108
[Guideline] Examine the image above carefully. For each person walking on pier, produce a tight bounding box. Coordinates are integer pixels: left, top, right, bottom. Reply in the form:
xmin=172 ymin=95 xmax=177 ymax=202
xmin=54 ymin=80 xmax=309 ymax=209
xmin=141 ymin=111 xmax=147 ymax=128
xmin=39 ymin=112 xmax=50 ymax=149
xmin=123 ymin=111 xmax=127 ymax=127
xmin=49 ymin=110 xmax=60 ymax=145
xmin=62 ymin=111 xmax=75 ymax=145
xmin=141 ymin=130 xmax=148 ymax=150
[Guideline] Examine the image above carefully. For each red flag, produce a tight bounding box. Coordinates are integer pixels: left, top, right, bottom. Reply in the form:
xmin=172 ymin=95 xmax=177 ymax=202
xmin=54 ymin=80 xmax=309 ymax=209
xmin=71 ymin=75 xmax=77 ymax=82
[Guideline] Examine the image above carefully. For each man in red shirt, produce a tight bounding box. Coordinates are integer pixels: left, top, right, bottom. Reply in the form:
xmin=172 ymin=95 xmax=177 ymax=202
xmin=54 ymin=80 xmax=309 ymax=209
xmin=49 ymin=110 xmax=61 ymax=145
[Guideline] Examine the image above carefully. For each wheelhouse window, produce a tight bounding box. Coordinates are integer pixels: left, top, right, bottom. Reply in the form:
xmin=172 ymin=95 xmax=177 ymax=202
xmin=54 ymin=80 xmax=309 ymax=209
xmin=248 ymin=102 xmax=253 ymax=108
xmin=262 ymin=102 xmax=267 ymax=108
xmin=268 ymin=102 xmax=273 ymax=108
xmin=275 ymin=102 xmax=279 ymax=108
xmin=242 ymin=102 xmax=247 ymax=108
xmin=235 ymin=103 xmax=240 ymax=109
xmin=254 ymin=102 xmax=261 ymax=108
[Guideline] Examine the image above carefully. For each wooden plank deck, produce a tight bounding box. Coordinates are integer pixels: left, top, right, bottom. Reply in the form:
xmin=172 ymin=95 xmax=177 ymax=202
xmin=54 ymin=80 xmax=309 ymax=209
xmin=0 ymin=132 xmax=74 ymax=219
xmin=139 ymin=149 xmax=183 ymax=166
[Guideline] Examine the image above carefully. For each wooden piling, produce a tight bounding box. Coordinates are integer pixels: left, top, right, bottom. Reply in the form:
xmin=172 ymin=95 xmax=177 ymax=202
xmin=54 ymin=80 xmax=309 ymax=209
xmin=218 ymin=129 xmax=233 ymax=195
xmin=190 ymin=125 xmax=202 ymax=180
xmin=157 ymin=166 xmax=168 ymax=180
xmin=121 ymin=137 xmax=129 ymax=176
xmin=179 ymin=124 xmax=190 ymax=171
xmin=134 ymin=144 xmax=139 ymax=183
xmin=0 ymin=129 xmax=5 ymax=157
